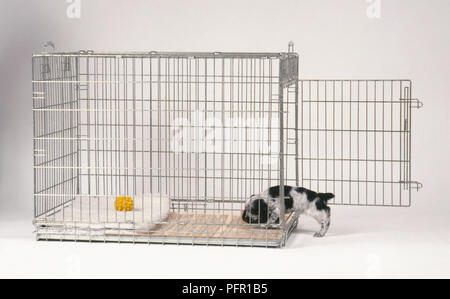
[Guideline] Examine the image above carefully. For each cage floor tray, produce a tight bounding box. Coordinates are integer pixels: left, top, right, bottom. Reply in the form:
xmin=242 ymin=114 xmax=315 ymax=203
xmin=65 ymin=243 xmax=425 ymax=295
xmin=106 ymin=212 xmax=292 ymax=241
xmin=35 ymin=196 xmax=296 ymax=246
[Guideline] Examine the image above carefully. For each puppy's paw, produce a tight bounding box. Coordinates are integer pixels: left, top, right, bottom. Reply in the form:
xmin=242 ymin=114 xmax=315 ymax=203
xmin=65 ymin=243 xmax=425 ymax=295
xmin=313 ymin=232 xmax=325 ymax=238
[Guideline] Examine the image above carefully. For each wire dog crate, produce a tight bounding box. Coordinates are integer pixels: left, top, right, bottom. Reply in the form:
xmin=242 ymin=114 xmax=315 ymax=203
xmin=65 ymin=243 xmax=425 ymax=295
xmin=32 ymin=44 xmax=422 ymax=247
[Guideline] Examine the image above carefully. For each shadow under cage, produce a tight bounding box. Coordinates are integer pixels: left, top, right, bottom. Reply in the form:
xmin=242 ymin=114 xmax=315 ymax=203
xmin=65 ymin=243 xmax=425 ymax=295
xmin=32 ymin=45 xmax=422 ymax=247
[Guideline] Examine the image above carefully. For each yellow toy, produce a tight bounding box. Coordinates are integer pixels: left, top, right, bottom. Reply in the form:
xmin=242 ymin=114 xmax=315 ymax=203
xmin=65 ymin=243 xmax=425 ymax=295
xmin=115 ymin=196 xmax=133 ymax=211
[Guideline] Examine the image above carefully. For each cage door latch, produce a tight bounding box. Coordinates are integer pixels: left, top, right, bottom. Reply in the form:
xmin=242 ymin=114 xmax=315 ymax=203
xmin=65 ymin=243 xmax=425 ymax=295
xmin=400 ymin=181 xmax=423 ymax=191
xmin=412 ymin=98 xmax=424 ymax=109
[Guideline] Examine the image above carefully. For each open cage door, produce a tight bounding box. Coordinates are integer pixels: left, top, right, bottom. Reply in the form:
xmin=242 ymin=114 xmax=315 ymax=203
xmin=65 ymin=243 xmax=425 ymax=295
xmin=297 ymin=80 xmax=423 ymax=207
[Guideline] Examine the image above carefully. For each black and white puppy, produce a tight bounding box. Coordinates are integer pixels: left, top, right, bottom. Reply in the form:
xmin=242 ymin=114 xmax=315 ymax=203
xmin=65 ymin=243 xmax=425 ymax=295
xmin=241 ymin=185 xmax=334 ymax=237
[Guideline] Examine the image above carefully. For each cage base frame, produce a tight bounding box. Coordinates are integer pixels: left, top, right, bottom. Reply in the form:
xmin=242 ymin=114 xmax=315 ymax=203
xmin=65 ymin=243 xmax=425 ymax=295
xmin=34 ymin=212 xmax=298 ymax=248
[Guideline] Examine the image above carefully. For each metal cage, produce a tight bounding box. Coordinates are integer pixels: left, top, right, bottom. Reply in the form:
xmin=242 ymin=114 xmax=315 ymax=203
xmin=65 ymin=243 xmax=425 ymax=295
xmin=32 ymin=45 xmax=422 ymax=247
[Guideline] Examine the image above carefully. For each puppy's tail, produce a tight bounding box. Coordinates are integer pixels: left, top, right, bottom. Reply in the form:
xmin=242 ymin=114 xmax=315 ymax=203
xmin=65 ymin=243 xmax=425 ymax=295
xmin=318 ymin=193 xmax=335 ymax=202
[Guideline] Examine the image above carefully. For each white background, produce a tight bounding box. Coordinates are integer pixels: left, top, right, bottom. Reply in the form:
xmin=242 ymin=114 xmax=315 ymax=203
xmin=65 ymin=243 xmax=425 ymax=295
xmin=0 ymin=0 xmax=449 ymax=278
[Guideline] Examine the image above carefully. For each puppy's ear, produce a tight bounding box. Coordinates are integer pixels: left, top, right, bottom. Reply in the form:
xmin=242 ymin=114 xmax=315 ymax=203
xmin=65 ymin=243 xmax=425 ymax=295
xmin=250 ymin=199 xmax=268 ymax=224
xmin=318 ymin=193 xmax=334 ymax=201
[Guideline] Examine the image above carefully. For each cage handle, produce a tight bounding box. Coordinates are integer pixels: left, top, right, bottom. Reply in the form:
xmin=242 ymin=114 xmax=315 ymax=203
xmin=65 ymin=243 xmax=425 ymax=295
xmin=288 ymin=41 xmax=294 ymax=53
xmin=43 ymin=41 xmax=55 ymax=52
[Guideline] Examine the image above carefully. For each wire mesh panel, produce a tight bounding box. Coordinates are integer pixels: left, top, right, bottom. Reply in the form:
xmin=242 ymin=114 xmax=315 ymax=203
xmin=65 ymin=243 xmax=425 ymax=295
xmin=33 ymin=55 xmax=80 ymax=218
xmin=32 ymin=51 xmax=299 ymax=247
xmin=298 ymin=80 xmax=422 ymax=207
